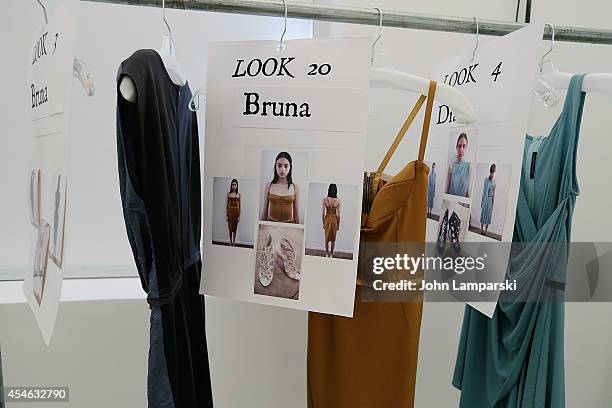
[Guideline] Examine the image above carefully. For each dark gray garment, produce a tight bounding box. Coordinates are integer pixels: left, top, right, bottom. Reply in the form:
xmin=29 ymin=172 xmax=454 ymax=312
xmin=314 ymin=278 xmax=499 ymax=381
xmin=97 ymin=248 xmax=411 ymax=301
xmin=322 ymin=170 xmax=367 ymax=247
xmin=117 ymin=49 xmax=213 ymax=408
xmin=116 ymin=49 xmax=202 ymax=307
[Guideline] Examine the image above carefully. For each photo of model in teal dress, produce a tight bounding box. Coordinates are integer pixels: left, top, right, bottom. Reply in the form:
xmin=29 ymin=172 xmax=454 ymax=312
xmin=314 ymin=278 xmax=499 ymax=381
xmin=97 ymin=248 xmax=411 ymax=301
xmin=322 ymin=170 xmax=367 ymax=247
xmin=428 ymin=162 xmax=436 ymax=216
xmin=447 ymin=133 xmax=471 ymax=197
xmin=479 ymin=164 xmax=496 ymax=234
xmin=453 ymin=74 xmax=587 ymax=408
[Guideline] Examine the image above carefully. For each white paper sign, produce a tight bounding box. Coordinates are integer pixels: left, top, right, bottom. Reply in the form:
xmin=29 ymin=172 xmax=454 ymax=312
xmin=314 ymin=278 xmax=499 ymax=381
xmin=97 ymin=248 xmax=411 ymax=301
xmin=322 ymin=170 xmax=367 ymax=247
xmin=201 ymin=38 xmax=370 ymax=317
xmin=27 ymin=0 xmax=76 ymax=135
xmin=425 ymin=24 xmax=543 ymax=317
xmin=23 ymin=0 xmax=76 ymax=344
xmin=23 ymin=172 xmax=68 ymax=346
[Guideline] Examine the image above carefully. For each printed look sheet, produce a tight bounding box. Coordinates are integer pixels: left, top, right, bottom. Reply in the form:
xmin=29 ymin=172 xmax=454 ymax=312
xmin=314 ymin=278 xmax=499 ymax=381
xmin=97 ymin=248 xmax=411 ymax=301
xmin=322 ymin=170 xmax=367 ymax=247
xmin=425 ymin=25 xmax=543 ymax=317
xmin=22 ymin=0 xmax=76 ymax=345
xmin=201 ymin=38 xmax=370 ymax=317
xmin=27 ymin=0 xmax=76 ymax=136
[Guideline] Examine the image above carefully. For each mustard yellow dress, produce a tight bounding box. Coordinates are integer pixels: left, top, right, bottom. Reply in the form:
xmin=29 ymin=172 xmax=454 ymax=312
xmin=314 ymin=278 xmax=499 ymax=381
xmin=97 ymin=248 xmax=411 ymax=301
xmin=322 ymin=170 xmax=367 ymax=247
xmin=267 ymin=193 xmax=295 ymax=222
xmin=323 ymin=202 xmax=339 ymax=242
xmin=226 ymin=195 xmax=240 ymax=233
xmin=308 ymin=81 xmax=437 ymax=408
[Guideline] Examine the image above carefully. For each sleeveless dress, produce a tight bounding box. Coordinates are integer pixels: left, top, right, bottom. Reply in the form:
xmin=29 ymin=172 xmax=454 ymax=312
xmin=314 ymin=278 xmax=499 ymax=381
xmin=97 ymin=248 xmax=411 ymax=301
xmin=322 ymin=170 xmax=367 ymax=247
xmin=227 ymin=195 xmax=240 ymax=233
xmin=453 ymin=74 xmax=586 ymax=408
xmin=268 ymin=192 xmax=295 ymax=222
xmin=116 ymin=50 xmax=212 ymax=408
xmin=308 ymin=81 xmax=437 ymax=408
xmin=480 ymin=177 xmax=495 ymax=225
xmin=323 ymin=200 xmax=339 ymax=242
xmin=450 ymin=161 xmax=470 ymax=197
xmin=428 ymin=169 xmax=436 ymax=209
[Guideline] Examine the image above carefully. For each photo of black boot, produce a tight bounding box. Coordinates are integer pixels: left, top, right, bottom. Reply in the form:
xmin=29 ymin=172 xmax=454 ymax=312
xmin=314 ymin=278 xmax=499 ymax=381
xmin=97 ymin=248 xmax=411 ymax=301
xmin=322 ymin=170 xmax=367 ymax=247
xmin=449 ymin=211 xmax=462 ymax=253
xmin=437 ymin=208 xmax=449 ymax=252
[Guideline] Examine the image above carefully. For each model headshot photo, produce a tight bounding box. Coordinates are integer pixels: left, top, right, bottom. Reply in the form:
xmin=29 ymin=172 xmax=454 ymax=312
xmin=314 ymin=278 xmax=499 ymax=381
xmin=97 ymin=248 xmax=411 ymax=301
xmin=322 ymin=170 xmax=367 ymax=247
xmin=212 ymin=177 xmax=256 ymax=248
xmin=446 ymin=131 xmax=476 ymax=199
xmin=469 ymin=162 xmax=511 ymax=241
xmin=259 ymin=150 xmax=308 ymax=225
xmin=305 ymin=182 xmax=358 ymax=260
xmin=254 ymin=223 xmax=303 ymax=300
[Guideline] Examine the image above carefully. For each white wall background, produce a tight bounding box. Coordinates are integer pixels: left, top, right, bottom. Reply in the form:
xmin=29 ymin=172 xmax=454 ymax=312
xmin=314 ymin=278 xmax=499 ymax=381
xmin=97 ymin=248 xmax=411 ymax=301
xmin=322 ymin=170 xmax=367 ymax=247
xmin=0 ymin=0 xmax=312 ymax=279
xmin=211 ymin=177 xmax=257 ymax=246
xmin=1 ymin=0 xmax=611 ymax=408
xmin=304 ymin=183 xmax=358 ymax=254
xmin=0 ymin=1 xmax=312 ymax=407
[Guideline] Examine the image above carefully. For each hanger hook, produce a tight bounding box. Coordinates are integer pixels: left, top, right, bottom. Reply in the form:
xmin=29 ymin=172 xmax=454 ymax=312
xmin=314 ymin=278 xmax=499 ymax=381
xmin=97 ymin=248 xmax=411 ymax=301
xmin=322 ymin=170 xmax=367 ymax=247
xmin=162 ymin=0 xmax=173 ymax=54
xmin=540 ymin=23 xmax=555 ymax=72
xmin=278 ymin=0 xmax=288 ymax=51
xmin=36 ymin=0 xmax=48 ymax=24
xmin=470 ymin=17 xmax=479 ymax=62
xmin=371 ymin=7 xmax=383 ymax=65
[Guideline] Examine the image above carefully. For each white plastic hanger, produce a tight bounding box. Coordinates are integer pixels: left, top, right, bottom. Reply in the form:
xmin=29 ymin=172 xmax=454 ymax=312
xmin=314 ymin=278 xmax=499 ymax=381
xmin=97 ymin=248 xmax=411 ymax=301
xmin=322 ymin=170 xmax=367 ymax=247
xmin=536 ymin=23 xmax=612 ymax=105
xmin=36 ymin=0 xmax=95 ymax=96
xmin=120 ymin=0 xmax=185 ymax=103
xmin=369 ymin=8 xmax=477 ymax=124
xmin=156 ymin=0 xmax=186 ymax=86
xmin=189 ymin=0 xmax=291 ymax=111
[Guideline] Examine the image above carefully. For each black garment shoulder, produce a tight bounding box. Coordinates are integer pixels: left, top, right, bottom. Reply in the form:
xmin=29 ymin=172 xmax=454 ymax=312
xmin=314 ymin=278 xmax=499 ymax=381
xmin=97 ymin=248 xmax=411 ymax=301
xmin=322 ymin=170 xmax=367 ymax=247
xmin=116 ymin=49 xmax=201 ymax=306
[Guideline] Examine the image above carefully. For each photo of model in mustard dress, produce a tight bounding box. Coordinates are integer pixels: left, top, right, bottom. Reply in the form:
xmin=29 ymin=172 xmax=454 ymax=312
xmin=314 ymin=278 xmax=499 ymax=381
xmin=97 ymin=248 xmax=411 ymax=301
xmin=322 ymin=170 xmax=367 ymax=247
xmin=212 ymin=177 xmax=256 ymax=248
xmin=260 ymin=151 xmax=302 ymax=224
xmin=305 ymin=183 xmax=358 ymax=260
xmin=226 ymin=179 xmax=241 ymax=246
xmin=322 ymin=184 xmax=341 ymax=258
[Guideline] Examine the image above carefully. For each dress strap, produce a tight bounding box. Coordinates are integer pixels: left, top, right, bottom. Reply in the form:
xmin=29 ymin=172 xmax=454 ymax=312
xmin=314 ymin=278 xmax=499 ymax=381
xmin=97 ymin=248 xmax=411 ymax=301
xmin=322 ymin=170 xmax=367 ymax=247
xmin=562 ymin=74 xmax=587 ymax=195
xmin=371 ymin=80 xmax=437 ymax=197
xmin=374 ymin=95 xmax=426 ymax=179
xmin=418 ymin=80 xmax=437 ymax=162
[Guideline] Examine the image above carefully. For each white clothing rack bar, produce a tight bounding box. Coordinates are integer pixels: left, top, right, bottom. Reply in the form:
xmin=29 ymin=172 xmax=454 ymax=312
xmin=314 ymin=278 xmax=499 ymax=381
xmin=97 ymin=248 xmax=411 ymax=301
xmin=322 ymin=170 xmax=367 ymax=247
xmin=83 ymin=0 xmax=612 ymax=45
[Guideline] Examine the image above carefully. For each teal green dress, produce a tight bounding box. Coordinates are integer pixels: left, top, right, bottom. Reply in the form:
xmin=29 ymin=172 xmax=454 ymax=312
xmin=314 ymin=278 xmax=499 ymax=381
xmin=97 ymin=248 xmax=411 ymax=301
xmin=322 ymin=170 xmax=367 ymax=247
xmin=450 ymin=161 xmax=470 ymax=197
xmin=453 ymin=74 xmax=586 ymax=407
xmin=480 ymin=177 xmax=495 ymax=225
xmin=0 ymin=346 xmax=4 ymax=408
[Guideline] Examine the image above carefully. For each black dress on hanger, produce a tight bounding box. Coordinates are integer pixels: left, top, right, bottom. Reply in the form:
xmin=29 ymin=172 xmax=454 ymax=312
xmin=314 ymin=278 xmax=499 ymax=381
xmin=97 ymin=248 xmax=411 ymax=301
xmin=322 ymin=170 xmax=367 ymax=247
xmin=116 ymin=49 xmax=213 ymax=408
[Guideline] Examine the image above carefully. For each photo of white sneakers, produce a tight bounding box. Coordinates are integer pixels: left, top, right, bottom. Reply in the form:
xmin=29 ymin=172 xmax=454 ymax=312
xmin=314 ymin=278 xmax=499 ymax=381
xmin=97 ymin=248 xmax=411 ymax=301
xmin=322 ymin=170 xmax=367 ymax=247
xmin=254 ymin=224 xmax=303 ymax=300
